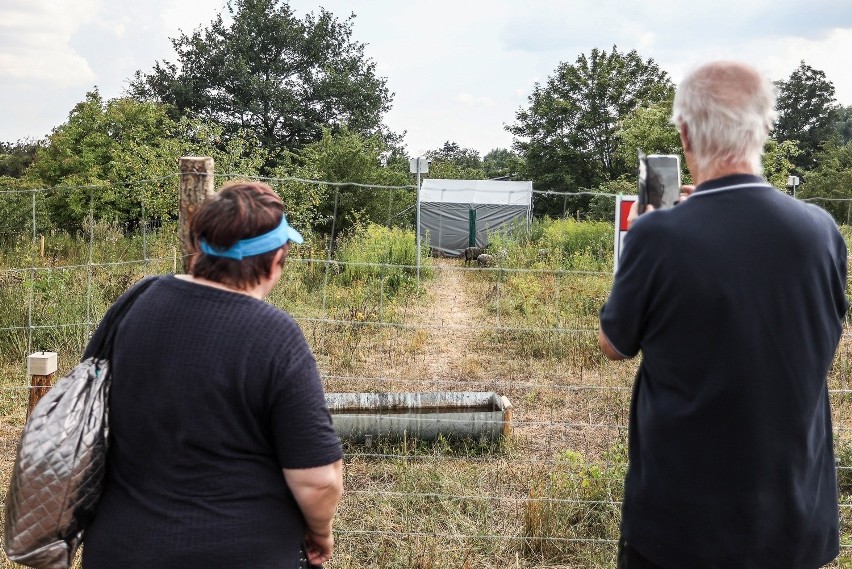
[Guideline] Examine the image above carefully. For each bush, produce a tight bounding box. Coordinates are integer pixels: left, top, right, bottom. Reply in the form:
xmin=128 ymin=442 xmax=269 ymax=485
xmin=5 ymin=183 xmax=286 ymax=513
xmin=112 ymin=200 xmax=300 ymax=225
xmin=523 ymin=447 xmax=626 ymax=566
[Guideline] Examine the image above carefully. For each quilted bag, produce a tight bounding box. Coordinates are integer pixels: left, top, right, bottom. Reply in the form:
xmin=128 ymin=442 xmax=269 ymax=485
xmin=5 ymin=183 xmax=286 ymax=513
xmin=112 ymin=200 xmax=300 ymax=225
xmin=4 ymin=276 xmax=156 ymax=569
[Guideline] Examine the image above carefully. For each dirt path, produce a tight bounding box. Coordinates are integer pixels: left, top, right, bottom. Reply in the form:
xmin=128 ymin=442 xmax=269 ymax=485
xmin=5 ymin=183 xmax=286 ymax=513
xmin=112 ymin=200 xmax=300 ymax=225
xmin=407 ymin=258 xmax=485 ymax=382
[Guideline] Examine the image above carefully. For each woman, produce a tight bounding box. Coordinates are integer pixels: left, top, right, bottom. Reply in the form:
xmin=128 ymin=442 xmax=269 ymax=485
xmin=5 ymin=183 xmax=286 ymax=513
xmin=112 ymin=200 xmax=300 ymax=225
xmin=82 ymin=181 xmax=343 ymax=568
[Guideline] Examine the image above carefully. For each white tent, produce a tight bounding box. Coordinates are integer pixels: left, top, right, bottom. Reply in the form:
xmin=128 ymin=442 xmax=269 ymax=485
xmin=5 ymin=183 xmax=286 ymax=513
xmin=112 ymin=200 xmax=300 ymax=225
xmin=419 ymin=179 xmax=533 ymax=256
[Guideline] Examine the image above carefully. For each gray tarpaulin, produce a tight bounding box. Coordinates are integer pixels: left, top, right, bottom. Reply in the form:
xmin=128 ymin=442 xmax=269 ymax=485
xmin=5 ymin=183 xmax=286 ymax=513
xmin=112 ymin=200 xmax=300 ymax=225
xmin=419 ymin=179 xmax=533 ymax=257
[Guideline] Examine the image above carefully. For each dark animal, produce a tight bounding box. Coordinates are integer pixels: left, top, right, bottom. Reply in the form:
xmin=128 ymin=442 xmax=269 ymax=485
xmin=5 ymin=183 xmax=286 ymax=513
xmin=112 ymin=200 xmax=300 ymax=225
xmin=463 ymin=246 xmax=484 ymax=265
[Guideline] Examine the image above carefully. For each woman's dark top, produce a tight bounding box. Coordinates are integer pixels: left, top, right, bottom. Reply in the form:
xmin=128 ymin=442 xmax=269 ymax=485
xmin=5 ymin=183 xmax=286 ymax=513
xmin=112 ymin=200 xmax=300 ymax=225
xmin=81 ymin=275 xmax=343 ymax=569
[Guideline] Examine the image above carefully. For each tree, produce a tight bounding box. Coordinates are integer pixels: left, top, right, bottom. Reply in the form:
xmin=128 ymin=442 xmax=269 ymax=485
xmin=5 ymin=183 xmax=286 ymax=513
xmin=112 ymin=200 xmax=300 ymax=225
xmin=129 ymin=0 xmax=392 ymax=172
xmin=423 ymin=141 xmax=485 ymax=180
xmin=282 ymin=128 xmax=412 ymax=239
xmin=835 ymin=106 xmax=852 ymax=145
xmin=0 ymin=139 xmax=43 ymax=178
xmin=774 ymin=61 xmax=840 ymax=173
xmin=26 ymin=91 xmax=265 ymax=230
xmin=482 ymin=148 xmax=525 ymax=180
xmin=614 ymin=95 xmax=685 ymax=179
xmin=508 ymin=46 xmax=673 ymax=217
xmin=762 ymin=139 xmax=801 ymax=190
xmin=796 ymin=141 xmax=852 ymax=224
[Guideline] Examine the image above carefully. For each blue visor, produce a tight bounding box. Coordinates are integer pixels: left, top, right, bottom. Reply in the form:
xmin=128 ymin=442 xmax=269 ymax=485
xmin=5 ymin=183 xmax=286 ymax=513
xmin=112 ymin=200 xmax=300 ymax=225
xmin=199 ymin=214 xmax=304 ymax=260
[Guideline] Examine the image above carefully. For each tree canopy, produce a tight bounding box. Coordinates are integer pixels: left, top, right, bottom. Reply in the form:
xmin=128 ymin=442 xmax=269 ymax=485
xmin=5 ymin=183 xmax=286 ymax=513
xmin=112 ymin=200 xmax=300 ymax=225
xmin=423 ymin=141 xmax=486 ymax=180
xmin=774 ymin=61 xmax=840 ymax=173
xmin=508 ymin=46 xmax=674 ymax=217
xmin=129 ymin=0 xmax=392 ymax=171
xmin=25 ymin=90 xmax=266 ymax=230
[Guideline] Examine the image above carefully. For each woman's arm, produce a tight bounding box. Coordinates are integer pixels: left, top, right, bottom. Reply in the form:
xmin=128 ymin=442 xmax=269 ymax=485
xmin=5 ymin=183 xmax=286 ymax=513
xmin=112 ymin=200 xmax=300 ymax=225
xmin=283 ymin=459 xmax=344 ymax=565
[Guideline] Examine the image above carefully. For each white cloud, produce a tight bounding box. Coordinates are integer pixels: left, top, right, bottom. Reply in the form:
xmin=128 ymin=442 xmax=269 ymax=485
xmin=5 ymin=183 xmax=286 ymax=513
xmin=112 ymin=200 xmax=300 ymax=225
xmin=455 ymin=93 xmax=496 ymax=107
xmin=0 ymin=0 xmax=101 ymax=87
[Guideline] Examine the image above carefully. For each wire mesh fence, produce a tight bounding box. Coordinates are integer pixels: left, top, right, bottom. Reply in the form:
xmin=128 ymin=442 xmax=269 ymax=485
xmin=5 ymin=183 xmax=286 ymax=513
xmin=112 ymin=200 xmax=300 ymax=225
xmin=1 ymin=173 xmax=851 ymax=568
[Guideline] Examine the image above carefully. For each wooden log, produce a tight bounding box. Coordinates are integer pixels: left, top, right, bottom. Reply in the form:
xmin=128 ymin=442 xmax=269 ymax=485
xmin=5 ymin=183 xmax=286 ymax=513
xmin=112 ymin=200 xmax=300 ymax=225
xmin=178 ymin=157 xmax=215 ymax=274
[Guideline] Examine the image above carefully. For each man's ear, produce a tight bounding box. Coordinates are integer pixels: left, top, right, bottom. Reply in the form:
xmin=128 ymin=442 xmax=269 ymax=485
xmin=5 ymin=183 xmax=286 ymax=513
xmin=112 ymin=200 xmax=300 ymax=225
xmin=679 ymin=123 xmax=691 ymax=153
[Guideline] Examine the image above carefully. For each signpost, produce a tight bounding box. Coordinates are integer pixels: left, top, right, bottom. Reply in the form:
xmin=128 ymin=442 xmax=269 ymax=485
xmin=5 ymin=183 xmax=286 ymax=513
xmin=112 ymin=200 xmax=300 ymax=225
xmin=613 ymin=194 xmax=637 ymax=273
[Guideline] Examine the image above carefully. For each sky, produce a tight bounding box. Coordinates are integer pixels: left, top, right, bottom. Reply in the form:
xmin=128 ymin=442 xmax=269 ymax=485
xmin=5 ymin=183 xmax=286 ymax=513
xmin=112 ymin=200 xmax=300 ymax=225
xmin=2 ymin=0 xmax=852 ymax=158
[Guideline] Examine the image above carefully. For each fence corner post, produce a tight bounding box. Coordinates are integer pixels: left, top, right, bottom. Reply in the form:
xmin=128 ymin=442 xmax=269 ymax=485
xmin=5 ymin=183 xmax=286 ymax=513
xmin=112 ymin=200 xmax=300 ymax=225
xmin=178 ymin=157 xmax=215 ymax=274
xmin=26 ymin=351 xmax=57 ymax=418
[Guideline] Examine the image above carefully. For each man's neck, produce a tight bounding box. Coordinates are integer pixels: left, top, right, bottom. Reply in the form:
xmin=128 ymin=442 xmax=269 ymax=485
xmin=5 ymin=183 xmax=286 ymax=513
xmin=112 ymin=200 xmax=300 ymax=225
xmin=692 ymin=162 xmax=757 ymax=186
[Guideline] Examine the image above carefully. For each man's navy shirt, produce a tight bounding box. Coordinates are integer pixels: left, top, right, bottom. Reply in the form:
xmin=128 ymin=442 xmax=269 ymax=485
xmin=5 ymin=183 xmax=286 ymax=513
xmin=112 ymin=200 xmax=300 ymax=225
xmin=600 ymin=174 xmax=848 ymax=569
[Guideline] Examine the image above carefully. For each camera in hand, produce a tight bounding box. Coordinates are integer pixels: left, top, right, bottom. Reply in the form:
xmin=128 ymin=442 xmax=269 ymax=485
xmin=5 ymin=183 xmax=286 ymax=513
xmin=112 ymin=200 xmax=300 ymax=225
xmin=637 ymin=152 xmax=681 ymax=214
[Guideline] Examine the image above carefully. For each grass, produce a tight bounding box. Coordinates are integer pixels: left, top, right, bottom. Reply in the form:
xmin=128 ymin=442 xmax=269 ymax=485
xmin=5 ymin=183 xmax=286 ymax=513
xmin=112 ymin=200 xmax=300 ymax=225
xmin=1 ymin=216 xmax=852 ymax=568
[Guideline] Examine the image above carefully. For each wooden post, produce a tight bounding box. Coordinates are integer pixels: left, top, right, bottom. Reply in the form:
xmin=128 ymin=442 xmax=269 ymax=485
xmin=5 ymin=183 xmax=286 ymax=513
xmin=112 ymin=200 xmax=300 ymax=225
xmin=27 ymin=352 xmax=57 ymax=418
xmin=178 ymin=157 xmax=215 ymax=274
xmin=39 ymin=235 xmax=45 ymax=257
xmin=501 ymin=395 xmax=513 ymax=438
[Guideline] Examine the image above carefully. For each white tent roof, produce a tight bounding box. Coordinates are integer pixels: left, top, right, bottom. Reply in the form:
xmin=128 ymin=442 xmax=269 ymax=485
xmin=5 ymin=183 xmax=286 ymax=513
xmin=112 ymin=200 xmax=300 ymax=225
xmin=420 ymin=179 xmax=532 ymax=207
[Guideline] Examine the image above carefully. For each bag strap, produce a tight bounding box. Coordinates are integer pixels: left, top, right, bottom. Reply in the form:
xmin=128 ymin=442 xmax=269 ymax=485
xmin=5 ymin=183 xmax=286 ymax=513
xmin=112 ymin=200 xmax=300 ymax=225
xmin=90 ymin=276 xmax=158 ymax=359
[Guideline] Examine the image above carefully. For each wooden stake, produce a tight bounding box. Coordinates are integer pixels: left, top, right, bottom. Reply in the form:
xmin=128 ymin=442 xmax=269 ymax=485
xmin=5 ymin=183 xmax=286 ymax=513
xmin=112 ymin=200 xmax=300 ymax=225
xmin=27 ymin=352 xmax=57 ymax=418
xmin=178 ymin=157 xmax=215 ymax=274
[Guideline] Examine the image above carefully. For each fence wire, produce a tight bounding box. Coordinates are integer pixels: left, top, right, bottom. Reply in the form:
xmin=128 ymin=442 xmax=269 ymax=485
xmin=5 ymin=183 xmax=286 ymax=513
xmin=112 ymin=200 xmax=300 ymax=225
xmin=2 ymin=173 xmax=852 ymax=567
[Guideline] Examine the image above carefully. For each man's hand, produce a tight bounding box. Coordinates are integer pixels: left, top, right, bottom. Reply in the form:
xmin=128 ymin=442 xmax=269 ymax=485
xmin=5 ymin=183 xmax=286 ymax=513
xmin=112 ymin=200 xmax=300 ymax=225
xmin=627 ymin=201 xmax=653 ymax=229
xmin=627 ymin=185 xmax=694 ymax=229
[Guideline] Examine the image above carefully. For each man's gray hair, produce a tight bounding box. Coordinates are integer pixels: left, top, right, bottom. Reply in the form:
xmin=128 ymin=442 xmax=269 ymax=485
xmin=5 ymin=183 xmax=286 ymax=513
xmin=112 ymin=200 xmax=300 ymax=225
xmin=671 ymin=61 xmax=776 ymax=176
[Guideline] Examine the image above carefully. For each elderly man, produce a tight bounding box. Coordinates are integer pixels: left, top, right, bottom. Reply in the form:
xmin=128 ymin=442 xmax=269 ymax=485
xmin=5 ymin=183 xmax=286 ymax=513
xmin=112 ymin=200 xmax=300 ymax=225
xmin=599 ymin=61 xmax=848 ymax=569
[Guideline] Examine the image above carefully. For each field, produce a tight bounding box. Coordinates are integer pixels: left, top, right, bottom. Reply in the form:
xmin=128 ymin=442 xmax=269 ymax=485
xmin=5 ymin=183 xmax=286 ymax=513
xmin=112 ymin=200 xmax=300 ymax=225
xmin=1 ymin=216 xmax=852 ymax=568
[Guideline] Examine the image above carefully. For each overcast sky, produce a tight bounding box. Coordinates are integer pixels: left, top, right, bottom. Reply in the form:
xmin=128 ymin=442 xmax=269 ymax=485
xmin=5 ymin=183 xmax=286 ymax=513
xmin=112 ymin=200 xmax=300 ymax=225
xmin=2 ymin=0 xmax=852 ymax=157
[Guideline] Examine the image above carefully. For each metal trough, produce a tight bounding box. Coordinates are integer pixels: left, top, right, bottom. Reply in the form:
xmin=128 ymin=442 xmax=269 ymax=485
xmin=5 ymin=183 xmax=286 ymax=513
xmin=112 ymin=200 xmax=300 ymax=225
xmin=325 ymin=391 xmax=513 ymax=442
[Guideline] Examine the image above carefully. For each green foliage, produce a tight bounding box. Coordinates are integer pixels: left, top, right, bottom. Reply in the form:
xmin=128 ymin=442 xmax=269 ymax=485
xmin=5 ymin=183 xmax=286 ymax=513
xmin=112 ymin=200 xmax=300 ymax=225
xmin=763 ymin=138 xmax=802 ymax=189
xmin=424 ymin=141 xmax=486 ymax=180
xmin=774 ymin=61 xmax=840 ymax=173
xmin=0 ymin=139 xmax=43 ymax=178
xmin=523 ymin=447 xmax=626 ymax=565
xmin=586 ymin=178 xmax=632 ymax=222
xmin=836 ymin=106 xmax=852 ymax=145
xmin=483 ymin=219 xmax=613 ymax=368
xmin=129 ymin=0 xmax=392 ymax=171
xmin=614 ymin=95 xmax=686 ymax=186
xmin=509 ymin=46 xmax=674 ymax=217
xmin=0 ymin=177 xmax=50 ymax=240
xmin=797 ymin=141 xmax=852 ymax=224
xmin=279 ymin=128 xmax=413 ymax=238
xmin=24 ymin=90 xmax=265 ymax=231
xmin=538 ymin=218 xmax=613 ymax=271
xmin=482 ymin=148 xmax=525 ymax=180
xmin=336 ymin=223 xmax=431 ymax=298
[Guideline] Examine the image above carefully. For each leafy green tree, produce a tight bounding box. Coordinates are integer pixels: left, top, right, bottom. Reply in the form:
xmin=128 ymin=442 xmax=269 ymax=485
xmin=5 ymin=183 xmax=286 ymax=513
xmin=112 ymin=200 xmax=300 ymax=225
xmin=26 ymin=90 xmax=265 ymax=230
xmin=774 ymin=61 xmax=840 ymax=173
xmin=482 ymin=148 xmax=525 ymax=180
xmin=615 ymin=95 xmax=685 ymax=177
xmin=423 ymin=141 xmax=485 ymax=180
xmin=0 ymin=139 xmax=43 ymax=178
xmin=508 ymin=46 xmax=673 ymax=217
xmin=762 ymin=139 xmax=801 ymax=190
xmin=281 ymin=128 xmax=412 ymax=240
xmin=796 ymin=141 xmax=852 ymax=224
xmin=835 ymin=106 xmax=852 ymax=145
xmin=129 ymin=0 xmax=392 ymax=172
